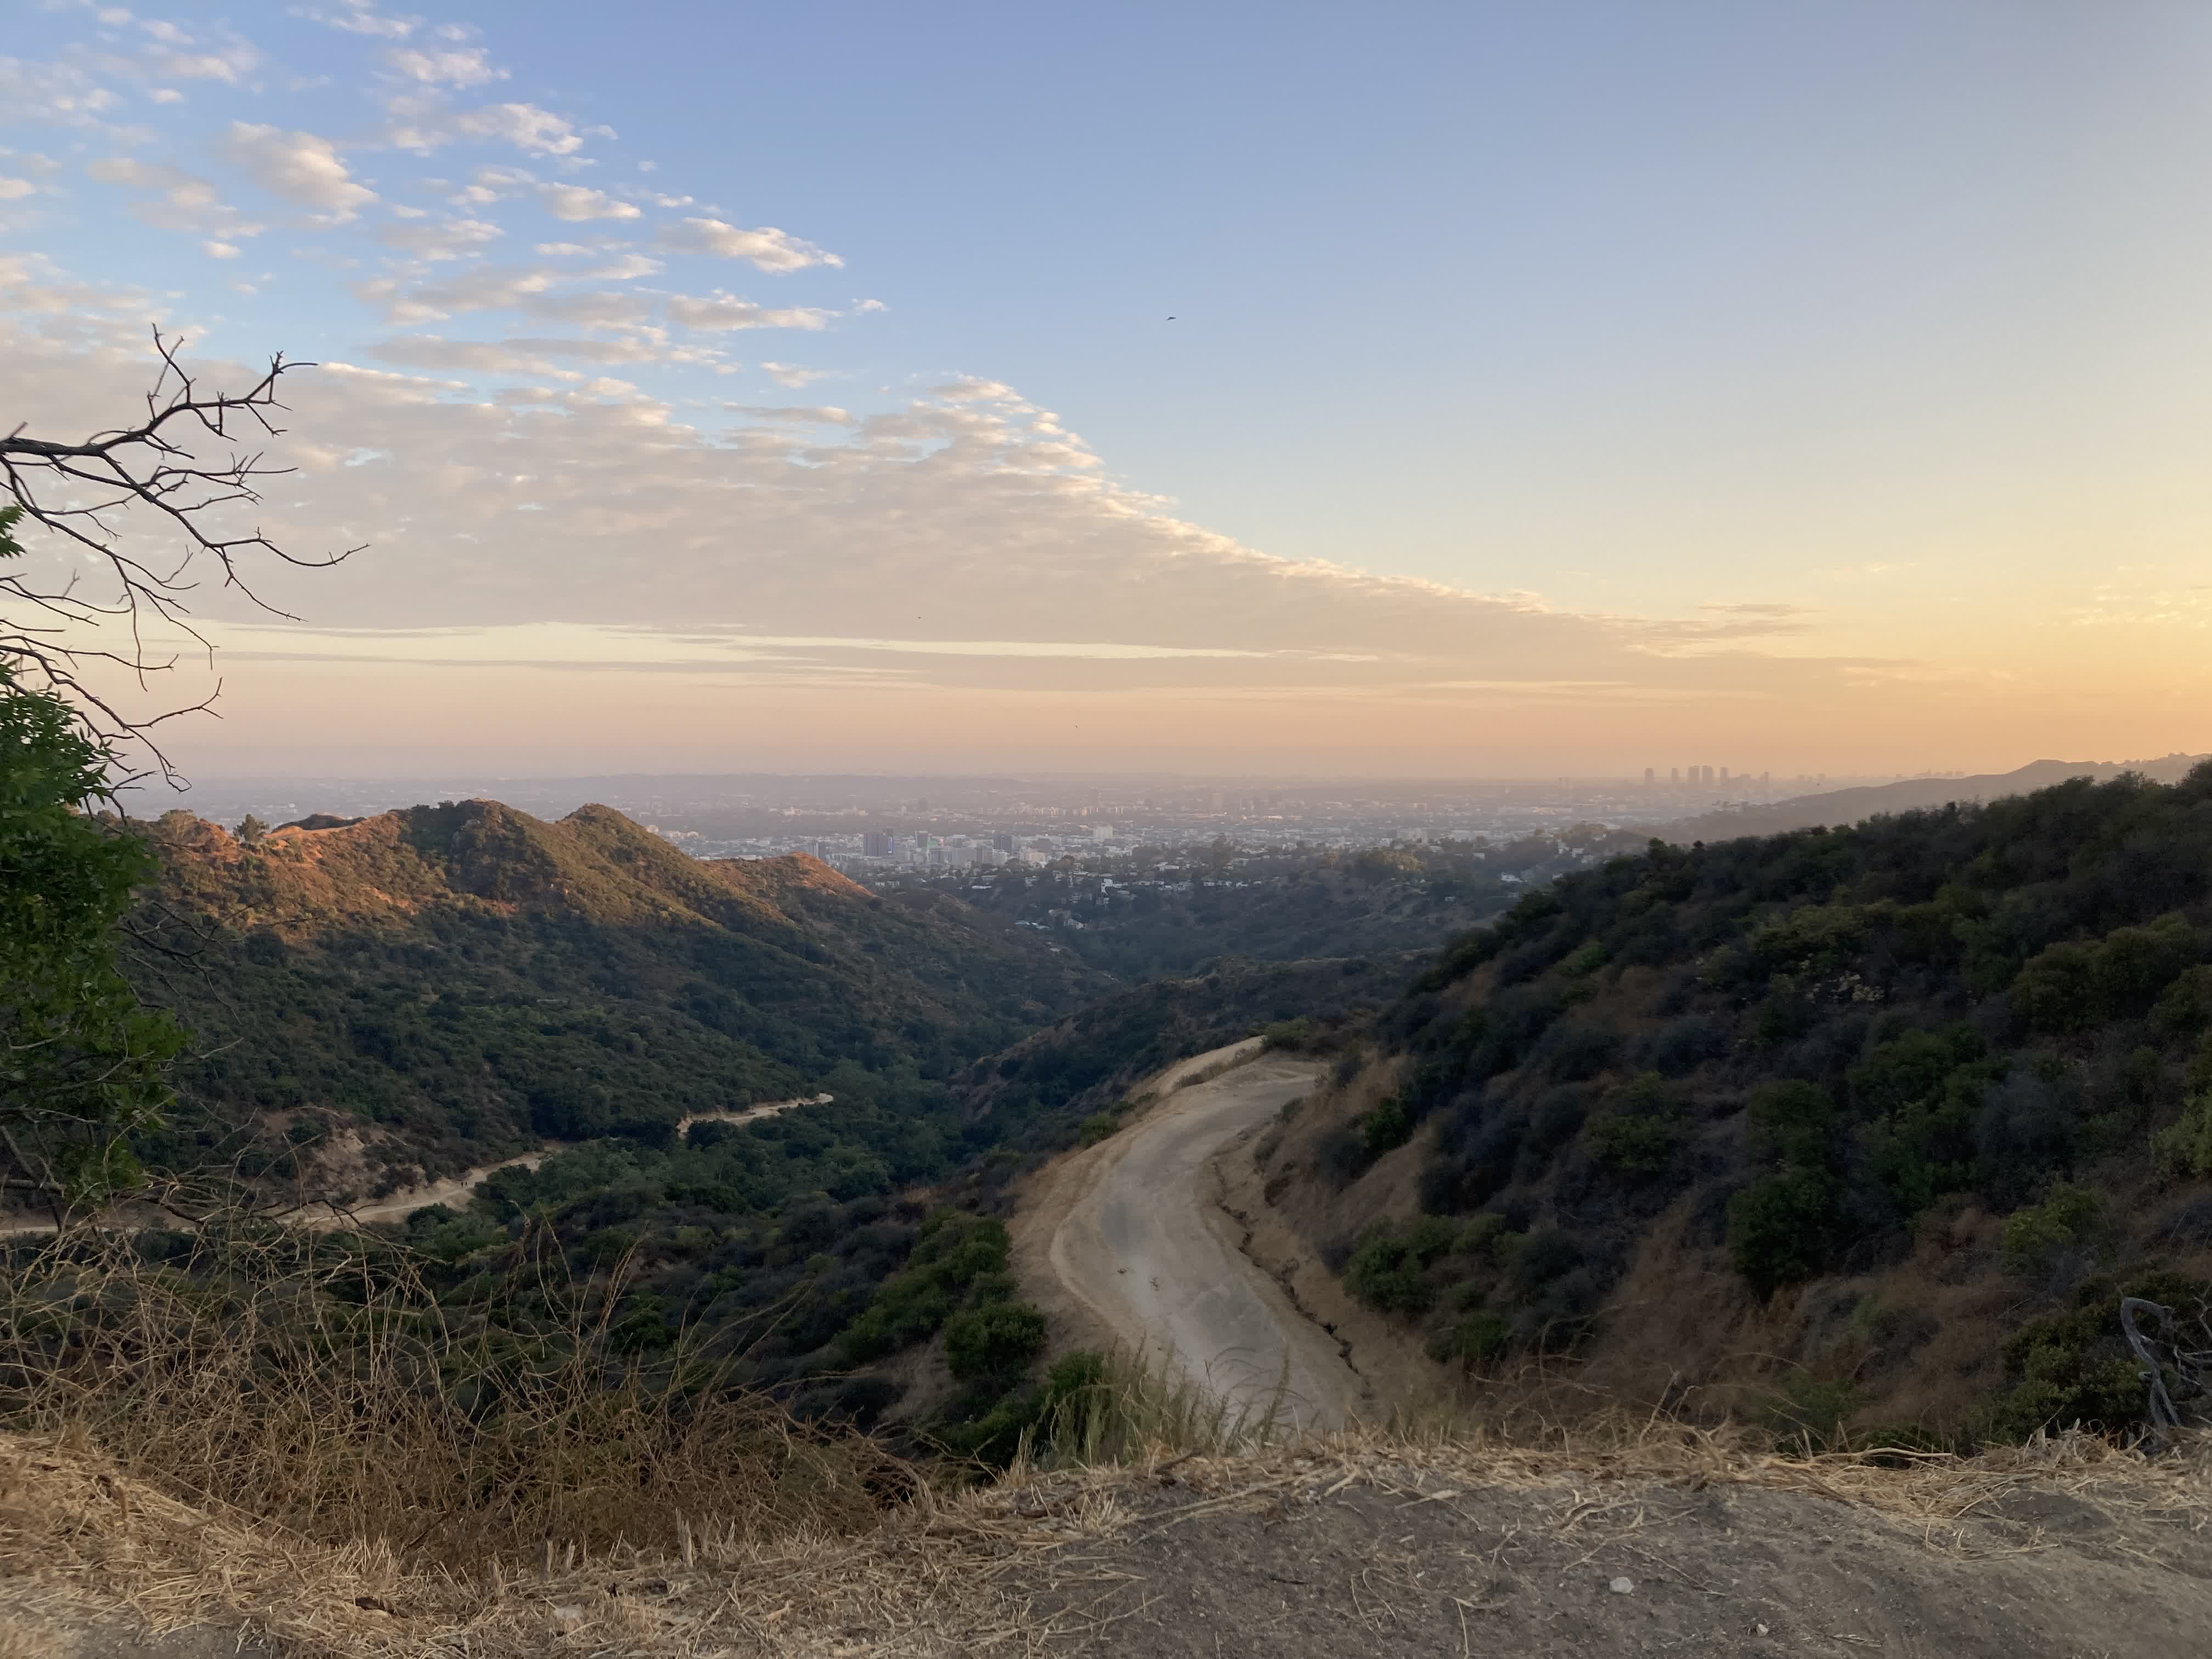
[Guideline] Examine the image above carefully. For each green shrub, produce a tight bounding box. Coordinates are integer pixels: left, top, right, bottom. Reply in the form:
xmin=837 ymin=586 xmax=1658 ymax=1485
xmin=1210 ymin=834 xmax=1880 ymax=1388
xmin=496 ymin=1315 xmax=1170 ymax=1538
xmin=837 ymin=1210 xmax=1010 ymax=1365
xmin=1726 ymin=1169 xmax=1847 ymax=1297
xmin=1585 ymin=1073 xmax=1687 ymax=1175
xmin=1359 ymin=1097 xmax=1412 ymax=1158
xmin=2000 ymin=1182 xmax=2108 ymax=1274
xmin=1759 ymin=1375 xmax=1863 ymax=1452
xmin=1260 ymin=1018 xmax=1314 ymax=1051
xmin=1979 ymin=1274 xmax=2211 ymax=1441
xmin=2153 ymin=1091 xmax=2212 ymax=1179
xmin=1455 ymin=1212 xmax=1508 ymax=1256
xmin=1747 ymin=1080 xmax=1838 ymax=1167
xmin=1076 ymin=1112 xmax=1121 ymax=1147
xmin=2153 ymin=966 xmax=2212 ymax=1036
xmin=1427 ymin=1311 xmax=1510 ymax=1367
xmin=943 ymin=1300 xmax=1048 ymax=1386
xmin=1344 ymin=1227 xmax=1435 ymax=1316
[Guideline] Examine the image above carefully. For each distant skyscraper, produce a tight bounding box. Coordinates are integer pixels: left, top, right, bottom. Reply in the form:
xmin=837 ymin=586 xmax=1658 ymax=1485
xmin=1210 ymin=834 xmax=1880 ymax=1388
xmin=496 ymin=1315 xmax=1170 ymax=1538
xmin=1644 ymin=768 xmax=1655 ymax=787
xmin=1720 ymin=766 xmax=1730 ymax=783
xmin=864 ymin=831 xmax=891 ymax=857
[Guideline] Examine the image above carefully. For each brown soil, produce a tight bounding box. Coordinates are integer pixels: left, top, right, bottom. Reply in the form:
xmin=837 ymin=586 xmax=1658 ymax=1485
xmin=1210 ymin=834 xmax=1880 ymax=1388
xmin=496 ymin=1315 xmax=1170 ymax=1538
xmin=9 ymin=1424 xmax=2212 ymax=1657
xmin=999 ymin=1445 xmax=2212 ymax=1657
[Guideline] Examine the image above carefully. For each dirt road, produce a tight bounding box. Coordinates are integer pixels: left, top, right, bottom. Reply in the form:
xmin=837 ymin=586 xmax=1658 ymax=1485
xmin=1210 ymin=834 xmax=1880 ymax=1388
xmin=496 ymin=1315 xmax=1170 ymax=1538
xmin=0 ymin=1093 xmax=834 ymax=1238
xmin=1028 ymin=1043 xmax=1370 ymax=1431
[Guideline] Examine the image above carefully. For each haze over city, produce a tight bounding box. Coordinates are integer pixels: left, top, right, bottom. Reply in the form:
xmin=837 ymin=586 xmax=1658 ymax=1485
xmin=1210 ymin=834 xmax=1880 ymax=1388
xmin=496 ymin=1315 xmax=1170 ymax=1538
xmin=6 ymin=0 xmax=2209 ymax=781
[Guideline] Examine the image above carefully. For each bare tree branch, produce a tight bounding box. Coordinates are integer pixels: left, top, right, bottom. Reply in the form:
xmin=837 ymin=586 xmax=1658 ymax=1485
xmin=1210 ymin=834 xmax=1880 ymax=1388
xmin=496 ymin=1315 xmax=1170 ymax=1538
xmin=1 ymin=326 xmax=362 ymax=780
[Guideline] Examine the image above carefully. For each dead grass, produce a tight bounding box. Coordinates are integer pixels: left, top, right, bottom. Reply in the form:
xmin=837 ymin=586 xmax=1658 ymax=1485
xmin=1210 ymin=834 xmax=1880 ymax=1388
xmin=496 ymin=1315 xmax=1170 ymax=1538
xmin=7 ymin=1406 xmax=2205 ymax=1658
xmin=0 ymin=1222 xmax=902 ymax=1570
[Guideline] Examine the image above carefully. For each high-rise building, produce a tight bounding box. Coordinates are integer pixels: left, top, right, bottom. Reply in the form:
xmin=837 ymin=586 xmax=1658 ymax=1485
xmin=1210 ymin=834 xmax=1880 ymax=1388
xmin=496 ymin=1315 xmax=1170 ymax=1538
xmin=864 ymin=831 xmax=892 ymax=857
xmin=992 ymin=832 xmax=1015 ymax=853
xmin=1644 ymin=768 xmax=1655 ymax=787
xmin=1719 ymin=766 xmax=1730 ymax=783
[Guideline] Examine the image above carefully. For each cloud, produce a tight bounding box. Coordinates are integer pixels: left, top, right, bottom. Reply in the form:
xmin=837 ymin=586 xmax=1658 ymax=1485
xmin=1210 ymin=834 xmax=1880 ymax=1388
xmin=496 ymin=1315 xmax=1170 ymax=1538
xmin=539 ymin=183 xmax=640 ymax=222
xmin=387 ymin=46 xmax=504 ymax=87
xmin=202 ymin=239 xmax=240 ymax=258
xmin=0 ymin=178 xmax=35 ymax=200
xmin=297 ymin=1 xmax=418 ymax=40
xmin=84 ymin=154 xmax=264 ymax=238
xmin=667 ymin=292 xmax=832 ymax=332
xmin=355 ymin=262 xmax=661 ymax=327
xmin=761 ymin=362 xmax=829 ymax=388
xmin=454 ymin=103 xmax=586 ymax=156
xmin=219 ymin=122 xmax=377 ymax=221
xmin=376 ymin=214 xmax=503 ymax=259
xmin=655 ymin=218 xmax=840 ymax=271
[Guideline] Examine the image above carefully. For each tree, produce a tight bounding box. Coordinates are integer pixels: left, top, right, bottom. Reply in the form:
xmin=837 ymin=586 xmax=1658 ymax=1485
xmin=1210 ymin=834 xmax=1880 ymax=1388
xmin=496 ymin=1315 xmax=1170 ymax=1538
xmin=1 ymin=329 xmax=352 ymax=773
xmin=2 ymin=334 xmax=345 ymax=1215
xmin=0 ymin=669 xmax=188 ymax=1214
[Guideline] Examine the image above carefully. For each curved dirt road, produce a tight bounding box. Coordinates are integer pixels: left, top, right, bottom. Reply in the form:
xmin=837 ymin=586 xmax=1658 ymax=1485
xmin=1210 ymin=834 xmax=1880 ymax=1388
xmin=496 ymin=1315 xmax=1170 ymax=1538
xmin=1037 ymin=1046 xmax=1370 ymax=1432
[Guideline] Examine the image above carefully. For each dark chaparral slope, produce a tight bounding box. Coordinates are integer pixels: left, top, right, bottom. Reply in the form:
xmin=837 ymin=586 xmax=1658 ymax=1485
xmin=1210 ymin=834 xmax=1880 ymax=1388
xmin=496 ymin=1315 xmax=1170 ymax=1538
xmin=1265 ymin=764 xmax=2212 ymax=1446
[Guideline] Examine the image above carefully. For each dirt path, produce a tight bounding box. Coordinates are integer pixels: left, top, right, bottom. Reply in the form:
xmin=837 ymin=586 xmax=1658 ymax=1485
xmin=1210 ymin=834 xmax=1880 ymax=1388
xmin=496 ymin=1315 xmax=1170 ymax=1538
xmin=0 ymin=1093 xmax=834 ymax=1238
xmin=1019 ymin=1042 xmax=1370 ymax=1431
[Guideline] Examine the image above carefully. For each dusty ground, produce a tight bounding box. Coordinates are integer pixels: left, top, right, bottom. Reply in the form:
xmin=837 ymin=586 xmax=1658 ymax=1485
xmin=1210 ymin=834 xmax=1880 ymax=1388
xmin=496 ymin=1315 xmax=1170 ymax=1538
xmin=10 ymin=1428 xmax=2212 ymax=1658
xmin=1013 ymin=1042 xmax=1368 ymax=1430
xmin=998 ymin=1445 xmax=2212 ymax=1657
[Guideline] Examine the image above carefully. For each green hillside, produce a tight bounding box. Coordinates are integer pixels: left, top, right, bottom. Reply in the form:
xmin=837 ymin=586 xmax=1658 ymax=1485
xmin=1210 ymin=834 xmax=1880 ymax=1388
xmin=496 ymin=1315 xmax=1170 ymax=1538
xmin=1256 ymin=765 xmax=2212 ymax=1443
xmin=128 ymin=800 xmax=1094 ymax=1190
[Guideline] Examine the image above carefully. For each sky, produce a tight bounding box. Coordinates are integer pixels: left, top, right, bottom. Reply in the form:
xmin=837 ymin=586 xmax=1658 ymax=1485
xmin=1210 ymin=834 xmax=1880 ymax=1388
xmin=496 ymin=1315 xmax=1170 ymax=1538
xmin=4 ymin=0 xmax=2209 ymax=780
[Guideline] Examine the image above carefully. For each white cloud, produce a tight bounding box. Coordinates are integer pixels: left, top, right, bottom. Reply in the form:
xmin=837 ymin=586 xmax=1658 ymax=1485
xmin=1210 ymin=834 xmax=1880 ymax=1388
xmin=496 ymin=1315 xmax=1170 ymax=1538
xmin=202 ymin=238 xmax=240 ymax=258
xmin=84 ymin=153 xmax=264 ymax=238
xmin=297 ymin=1 xmax=417 ymax=39
xmin=540 ymin=183 xmax=640 ymax=222
xmin=667 ymin=292 xmax=832 ymax=332
xmin=387 ymin=45 xmax=503 ymax=87
xmin=655 ymin=217 xmax=840 ymax=272
xmin=219 ymin=122 xmax=377 ymax=221
xmin=149 ymin=86 xmax=182 ymax=103
xmin=454 ymin=103 xmax=584 ymax=156
xmin=376 ymin=215 xmax=503 ymax=259
xmin=760 ymin=362 xmax=832 ymax=389
xmin=0 ymin=178 xmax=34 ymax=201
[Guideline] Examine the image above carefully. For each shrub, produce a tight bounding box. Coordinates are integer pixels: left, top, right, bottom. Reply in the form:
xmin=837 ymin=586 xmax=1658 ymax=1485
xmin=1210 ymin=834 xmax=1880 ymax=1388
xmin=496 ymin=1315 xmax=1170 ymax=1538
xmin=1075 ymin=1112 xmax=1121 ymax=1147
xmin=1260 ymin=1018 xmax=1315 ymax=1051
xmin=1727 ymin=1169 xmax=1847 ymax=1297
xmin=2000 ymin=1182 xmax=2108 ymax=1274
xmin=1759 ymin=1375 xmax=1863 ymax=1452
xmin=2153 ymin=1091 xmax=2212 ymax=1179
xmin=1585 ymin=1072 xmax=1687 ymax=1176
xmin=943 ymin=1300 xmax=1048 ymax=1386
xmin=1344 ymin=1225 xmax=1443 ymax=1316
xmin=1746 ymin=1079 xmax=1838 ymax=1167
xmin=1981 ymin=1275 xmax=2212 ymax=1441
xmin=1359 ymin=1096 xmax=1412 ymax=1158
xmin=1316 ymin=1125 xmax=1372 ymax=1187
xmin=1427 ymin=1311 xmax=1510 ymax=1367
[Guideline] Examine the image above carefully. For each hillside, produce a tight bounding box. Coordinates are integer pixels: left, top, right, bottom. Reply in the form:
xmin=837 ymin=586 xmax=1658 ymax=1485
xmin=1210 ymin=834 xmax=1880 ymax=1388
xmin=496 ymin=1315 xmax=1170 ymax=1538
xmin=1660 ymin=751 xmax=2210 ymax=844
xmin=949 ymin=952 xmax=1417 ymax=1153
xmin=123 ymin=799 xmax=1096 ymax=1194
xmin=1242 ymin=764 xmax=2212 ymax=1445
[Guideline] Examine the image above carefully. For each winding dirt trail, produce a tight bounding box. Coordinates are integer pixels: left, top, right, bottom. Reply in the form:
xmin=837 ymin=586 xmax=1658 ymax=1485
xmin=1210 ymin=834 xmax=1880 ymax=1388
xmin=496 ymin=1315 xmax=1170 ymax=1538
xmin=1018 ymin=1043 xmax=1372 ymax=1431
xmin=0 ymin=1093 xmax=836 ymax=1238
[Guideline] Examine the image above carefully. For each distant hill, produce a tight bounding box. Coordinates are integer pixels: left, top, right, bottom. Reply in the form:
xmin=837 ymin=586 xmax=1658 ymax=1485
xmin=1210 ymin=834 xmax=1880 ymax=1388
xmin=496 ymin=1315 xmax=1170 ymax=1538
xmin=1656 ymin=753 xmax=2210 ymax=844
xmin=127 ymin=799 xmax=1097 ymax=1190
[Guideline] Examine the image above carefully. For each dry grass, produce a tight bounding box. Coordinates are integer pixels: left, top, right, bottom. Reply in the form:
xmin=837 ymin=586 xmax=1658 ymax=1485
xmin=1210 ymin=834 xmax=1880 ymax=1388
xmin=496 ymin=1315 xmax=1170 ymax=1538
xmin=0 ymin=1222 xmax=902 ymax=1569
xmin=7 ymin=1406 xmax=2207 ymax=1658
